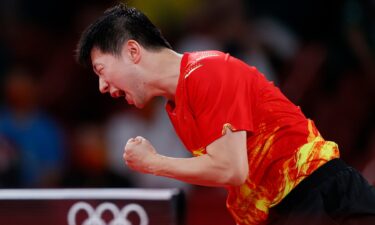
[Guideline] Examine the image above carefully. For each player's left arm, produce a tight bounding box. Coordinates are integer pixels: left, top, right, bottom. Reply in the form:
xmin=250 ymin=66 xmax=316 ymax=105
xmin=123 ymin=127 xmax=248 ymax=187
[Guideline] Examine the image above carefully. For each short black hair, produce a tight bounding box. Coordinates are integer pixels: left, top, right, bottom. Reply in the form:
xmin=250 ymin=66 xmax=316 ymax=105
xmin=76 ymin=3 xmax=172 ymax=68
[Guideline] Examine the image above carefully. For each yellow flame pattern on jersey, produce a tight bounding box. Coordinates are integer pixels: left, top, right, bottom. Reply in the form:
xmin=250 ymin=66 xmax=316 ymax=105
xmin=193 ymin=120 xmax=340 ymax=225
xmin=226 ymin=120 xmax=339 ymax=225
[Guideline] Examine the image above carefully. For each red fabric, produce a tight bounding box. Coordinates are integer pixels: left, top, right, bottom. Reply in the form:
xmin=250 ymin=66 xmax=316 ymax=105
xmin=166 ymin=51 xmax=307 ymax=153
xmin=166 ymin=51 xmax=339 ymax=225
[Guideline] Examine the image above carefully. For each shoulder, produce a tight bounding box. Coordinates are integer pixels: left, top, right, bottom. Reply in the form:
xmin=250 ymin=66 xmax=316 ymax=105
xmin=184 ymin=50 xmax=227 ymax=64
xmin=182 ymin=51 xmax=261 ymax=86
xmin=182 ymin=51 xmax=229 ymax=78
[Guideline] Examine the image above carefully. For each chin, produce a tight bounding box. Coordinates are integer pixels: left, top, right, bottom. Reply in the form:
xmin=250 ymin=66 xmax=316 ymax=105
xmin=134 ymin=101 xmax=145 ymax=109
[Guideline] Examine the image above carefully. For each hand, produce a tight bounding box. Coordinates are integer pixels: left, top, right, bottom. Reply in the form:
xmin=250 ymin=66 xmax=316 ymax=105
xmin=123 ymin=136 xmax=158 ymax=174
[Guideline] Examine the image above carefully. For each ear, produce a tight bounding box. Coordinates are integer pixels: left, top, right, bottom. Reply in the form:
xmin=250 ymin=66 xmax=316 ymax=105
xmin=123 ymin=40 xmax=141 ymax=64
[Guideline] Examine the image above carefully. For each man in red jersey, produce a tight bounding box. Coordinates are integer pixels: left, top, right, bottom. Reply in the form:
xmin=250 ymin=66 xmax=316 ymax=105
xmin=76 ymin=4 xmax=375 ymax=225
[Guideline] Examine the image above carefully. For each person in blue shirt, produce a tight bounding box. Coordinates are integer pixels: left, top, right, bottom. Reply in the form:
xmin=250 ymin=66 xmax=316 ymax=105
xmin=0 ymin=67 xmax=65 ymax=187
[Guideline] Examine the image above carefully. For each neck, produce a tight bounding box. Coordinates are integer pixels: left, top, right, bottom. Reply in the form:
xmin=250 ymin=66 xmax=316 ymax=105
xmin=143 ymin=48 xmax=183 ymax=102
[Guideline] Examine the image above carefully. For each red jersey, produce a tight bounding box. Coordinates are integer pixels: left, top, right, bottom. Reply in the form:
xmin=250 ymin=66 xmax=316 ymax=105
xmin=166 ymin=51 xmax=339 ymax=225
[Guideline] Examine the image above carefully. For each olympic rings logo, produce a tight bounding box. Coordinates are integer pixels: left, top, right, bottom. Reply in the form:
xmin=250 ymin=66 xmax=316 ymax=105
xmin=67 ymin=202 xmax=149 ymax=225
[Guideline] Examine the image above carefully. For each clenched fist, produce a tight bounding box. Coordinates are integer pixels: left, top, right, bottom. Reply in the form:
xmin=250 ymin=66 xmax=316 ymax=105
xmin=123 ymin=136 xmax=159 ymax=174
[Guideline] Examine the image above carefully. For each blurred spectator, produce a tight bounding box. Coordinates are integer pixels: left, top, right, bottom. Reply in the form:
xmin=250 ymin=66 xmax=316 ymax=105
xmin=61 ymin=123 xmax=132 ymax=188
xmin=105 ymin=98 xmax=191 ymax=191
xmin=177 ymin=0 xmax=281 ymax=83
xmin=245 ymin=0 xmax=342 ymax=43
xmin=0 ymin=67 xmax=65 ymax=187
xmin=175 ymin=0 xmax=223 ymax=53
xmin=37 ymin=1 xmax=115 ymax=124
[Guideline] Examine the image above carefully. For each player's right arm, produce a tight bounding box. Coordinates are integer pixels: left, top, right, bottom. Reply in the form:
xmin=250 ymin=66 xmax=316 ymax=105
xmin=124 ymin=127 xmax=248 ymax=187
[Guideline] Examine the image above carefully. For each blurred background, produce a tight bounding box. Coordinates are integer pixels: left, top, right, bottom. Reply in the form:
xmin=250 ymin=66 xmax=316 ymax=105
xmin=0 ymin=0 xmax=374 ymax=224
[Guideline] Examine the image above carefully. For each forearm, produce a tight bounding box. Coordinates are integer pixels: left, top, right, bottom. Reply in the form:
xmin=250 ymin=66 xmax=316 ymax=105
xmin=124 ymin=131 xmax=248 ymax=187
xmin=151 ymin=153 xmax=241 ymax=187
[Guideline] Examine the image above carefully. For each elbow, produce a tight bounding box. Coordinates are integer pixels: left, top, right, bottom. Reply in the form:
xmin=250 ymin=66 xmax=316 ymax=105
xmin=223 ymin=166 xmax=248 ymax=186
xmin=230 ymin=169 xmax=248 ymax=186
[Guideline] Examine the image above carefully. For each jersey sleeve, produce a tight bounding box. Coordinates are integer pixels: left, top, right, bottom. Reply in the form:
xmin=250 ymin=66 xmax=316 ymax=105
xmin=185 ymin=56 xmax=256 ymax=148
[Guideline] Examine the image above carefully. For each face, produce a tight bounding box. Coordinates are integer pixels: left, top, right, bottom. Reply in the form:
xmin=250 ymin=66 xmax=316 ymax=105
xmin=91 ymin=47 xmax=148 ymax=108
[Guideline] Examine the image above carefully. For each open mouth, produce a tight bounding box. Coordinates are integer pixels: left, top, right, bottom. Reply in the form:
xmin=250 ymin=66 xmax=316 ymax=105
xmin=110 ymin=90 xmax=135 ymax=105
xmin=110 ymin=90 xmax=125 ymax=98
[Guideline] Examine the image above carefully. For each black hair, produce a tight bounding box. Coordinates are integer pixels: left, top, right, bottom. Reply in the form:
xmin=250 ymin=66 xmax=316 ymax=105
xmin=76 ymin=3 xmax=172 ymax=68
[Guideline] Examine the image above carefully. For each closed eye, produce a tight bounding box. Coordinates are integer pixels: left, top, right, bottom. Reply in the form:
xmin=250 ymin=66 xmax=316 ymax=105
xmin=93 ymin=65 xmax=104 ymax=76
